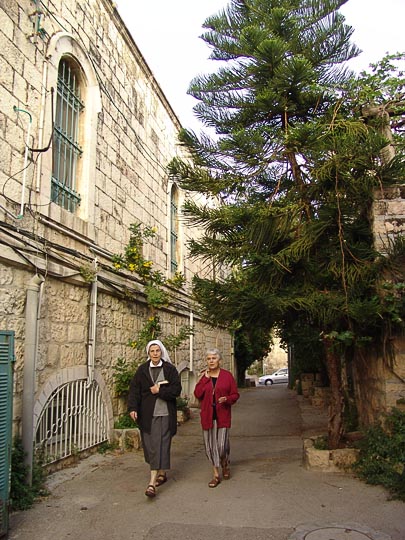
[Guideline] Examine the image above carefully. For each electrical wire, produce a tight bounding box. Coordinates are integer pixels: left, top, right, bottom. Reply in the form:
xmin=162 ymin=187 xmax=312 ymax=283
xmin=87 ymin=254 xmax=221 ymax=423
xmin=3 ymin=1 xmax=186 ymax=221
xmin=0 ymin=218 xmax=193 ymax=313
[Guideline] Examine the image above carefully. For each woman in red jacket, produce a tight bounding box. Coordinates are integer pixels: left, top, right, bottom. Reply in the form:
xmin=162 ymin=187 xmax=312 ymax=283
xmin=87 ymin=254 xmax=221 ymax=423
xmin=194 ymin=348 xmax=239 ymax=488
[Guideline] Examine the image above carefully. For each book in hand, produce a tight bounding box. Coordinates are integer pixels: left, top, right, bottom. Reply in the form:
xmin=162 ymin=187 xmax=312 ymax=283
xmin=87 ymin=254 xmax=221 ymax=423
xmin=158 ymin=380 xmax=169 ymax=386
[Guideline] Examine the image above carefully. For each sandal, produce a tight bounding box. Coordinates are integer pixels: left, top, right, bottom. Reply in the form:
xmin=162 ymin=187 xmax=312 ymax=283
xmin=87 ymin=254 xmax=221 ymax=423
xmin=208 ymin=476 xmax=221 ymax=488
xmin=145 ymin=484 xmax=156 ymax=498
xmin=155 ymin=473 xmax=167 ymax=487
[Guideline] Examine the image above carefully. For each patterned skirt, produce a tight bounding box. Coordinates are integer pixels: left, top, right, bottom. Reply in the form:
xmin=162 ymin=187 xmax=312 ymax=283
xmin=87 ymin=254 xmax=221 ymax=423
xmin=203 ymin=420 xmax=230 ymax=468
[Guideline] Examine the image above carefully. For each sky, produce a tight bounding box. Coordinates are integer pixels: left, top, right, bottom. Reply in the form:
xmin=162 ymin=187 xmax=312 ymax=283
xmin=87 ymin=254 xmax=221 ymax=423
xmin=114 ymin=0 xmax=405 ymax=132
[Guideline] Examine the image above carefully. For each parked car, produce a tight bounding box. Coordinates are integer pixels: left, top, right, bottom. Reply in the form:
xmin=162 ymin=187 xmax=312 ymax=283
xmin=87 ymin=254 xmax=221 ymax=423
xmin=258 ymin=368 xmax=289 ymax=386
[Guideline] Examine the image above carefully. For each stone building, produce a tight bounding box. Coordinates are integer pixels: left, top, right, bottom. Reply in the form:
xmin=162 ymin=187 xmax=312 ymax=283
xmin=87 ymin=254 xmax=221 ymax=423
xmin=0 ymin=0 xmax=233 ymax=469
xmin=354 ymin=185 xmax=405 ymax=424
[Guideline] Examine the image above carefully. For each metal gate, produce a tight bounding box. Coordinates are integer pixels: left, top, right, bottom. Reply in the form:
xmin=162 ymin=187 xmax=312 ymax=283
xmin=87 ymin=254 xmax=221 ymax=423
xmin=35 ymin=379 xmax=108 ymax=465
xmin=0 ymin=331 xmax=15 ymax=538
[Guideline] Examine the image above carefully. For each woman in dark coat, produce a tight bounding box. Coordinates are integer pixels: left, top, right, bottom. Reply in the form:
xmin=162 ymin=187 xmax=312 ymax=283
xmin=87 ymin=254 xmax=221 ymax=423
xmin=128 ymin=339 xmax=181 ymax=498
xmin=194 ymin=348 xmax=239 ymax=488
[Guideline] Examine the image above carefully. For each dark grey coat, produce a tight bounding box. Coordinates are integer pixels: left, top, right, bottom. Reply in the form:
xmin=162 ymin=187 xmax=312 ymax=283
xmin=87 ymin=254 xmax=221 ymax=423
xmin=127 ymin=360 xmax=181 ymax=436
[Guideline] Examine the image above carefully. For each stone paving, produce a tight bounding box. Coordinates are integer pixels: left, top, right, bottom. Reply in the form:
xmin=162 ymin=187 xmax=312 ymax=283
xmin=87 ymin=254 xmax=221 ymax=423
xmin=8 ymin=386 xmax=405 ymax=540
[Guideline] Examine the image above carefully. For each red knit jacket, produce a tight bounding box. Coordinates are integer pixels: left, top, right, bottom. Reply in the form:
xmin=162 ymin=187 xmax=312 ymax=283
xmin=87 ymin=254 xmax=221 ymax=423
xmin=194 ymin=369 xmax=239 ymax=430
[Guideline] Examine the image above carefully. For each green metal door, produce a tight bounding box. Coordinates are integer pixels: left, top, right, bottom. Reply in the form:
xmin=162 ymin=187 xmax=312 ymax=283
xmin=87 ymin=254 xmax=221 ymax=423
xmin=0 ymin=331 xmax=15 ymax=538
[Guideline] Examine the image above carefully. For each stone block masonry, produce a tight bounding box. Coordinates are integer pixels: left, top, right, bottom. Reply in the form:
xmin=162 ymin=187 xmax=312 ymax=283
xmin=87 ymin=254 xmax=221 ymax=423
xmin=0 ymin=0 xmax=233 ymax=460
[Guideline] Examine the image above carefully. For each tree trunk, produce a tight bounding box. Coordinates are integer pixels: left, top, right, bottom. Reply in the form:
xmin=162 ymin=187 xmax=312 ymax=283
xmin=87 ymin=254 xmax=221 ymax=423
xmin=361 ymin=104 xmax=396 ymax=164
xmin=323 ymin=339 xmax=344 ymax=449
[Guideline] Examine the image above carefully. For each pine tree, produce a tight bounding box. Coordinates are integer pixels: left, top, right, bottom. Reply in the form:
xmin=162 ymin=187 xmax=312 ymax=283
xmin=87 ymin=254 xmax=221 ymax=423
xmin=169 ymin=0 xmax=405 ymax=448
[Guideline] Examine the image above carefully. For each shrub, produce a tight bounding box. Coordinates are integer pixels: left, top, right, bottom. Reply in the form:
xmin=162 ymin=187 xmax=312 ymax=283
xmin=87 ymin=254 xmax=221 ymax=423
xmin=10 ymin=438 xmax=48 ymax=511
xmin=114 ymin=412 xmax=139 ymax=429
xmin=176 ymin=396 xmax=189 ymax=411
xmin=313 ymin=435 xmax=328 ymax=450
xmin=97 ymin=440 xmax=119 ymax=454
xmin=113 ymin=357 xmax=140 ymax=396
xmin=353 ymin=408 xmax=405 ymax=501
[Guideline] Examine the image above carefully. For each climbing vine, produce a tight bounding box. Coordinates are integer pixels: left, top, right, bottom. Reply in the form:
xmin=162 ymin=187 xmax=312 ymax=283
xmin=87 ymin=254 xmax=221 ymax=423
xmin=112 ymin=222 xmax=193 ymax=396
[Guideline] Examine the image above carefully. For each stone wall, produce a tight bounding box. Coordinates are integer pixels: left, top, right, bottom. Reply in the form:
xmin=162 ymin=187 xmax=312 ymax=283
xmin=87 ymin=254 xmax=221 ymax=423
xmin=355 ymin=183 xmax=405 ymax=425
xmin=353 ymin=338 xmax=405 ymax=426
xmin=373 ymin=184 xmax=405 ymax=252
xmin=0 ymin=260 xmax=232 ymax=435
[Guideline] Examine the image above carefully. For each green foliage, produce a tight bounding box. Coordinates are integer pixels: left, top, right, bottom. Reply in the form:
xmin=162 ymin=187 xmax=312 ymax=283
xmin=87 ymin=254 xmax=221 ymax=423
xmin=129 ymin=316 xmax=163 ymax=350
xmin=234 ymin=326 xmax=271 ymax=386
xmin=144 ymin=284 xmax=169 ymax=308
xmin=114 ymin=412 xmax=139 ymax=429
xmin=167 ymin=271 xmax=187 ymax=289
xmin=112 ymin=223 xmax=193 ymax=386
xmin=168 ymin=1 xmax=405 ymax=449
xmin=379 ymin=280 xmax=405 ymax=326
xmin=176 ymin=396 xmax=190 ymax=411
xmin=97 ymin=440 xmax=119 ymax=454
xmin=10 ymin=437 xmax=48 ymax=511
xmin=112 ymin=223 xmax=156 ymax=279
xmin=113 ymin=357 xmax=140 ymax=396
xmin=313 ymin=435 xmax=328 ymax=450
xmin=112 ymin=223 xmax=186 ymax=306
xmin=354 ymin=408 xmax=405 ymax=501
xmin=279 ymin=319 xmax=326 ymax=385
xmin=79 ymin=264 xmax=97 ymax=283
xmin=164 ymin=325 xmax=194 ymax=351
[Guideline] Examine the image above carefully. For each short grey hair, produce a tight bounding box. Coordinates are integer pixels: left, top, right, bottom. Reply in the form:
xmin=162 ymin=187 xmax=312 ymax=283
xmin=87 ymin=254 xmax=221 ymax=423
xmin=205 ymin=348 xmax=222 ymax=360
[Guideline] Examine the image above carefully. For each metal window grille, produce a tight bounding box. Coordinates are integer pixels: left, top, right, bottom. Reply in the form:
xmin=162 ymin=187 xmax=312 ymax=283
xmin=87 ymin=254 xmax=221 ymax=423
xmin=51 ymin=59 xmax=84 ymax=213
xmin=170 ymin=189 xmax=178 ymax=273
xmin=35 ymin=379 xmax=108 ymax=465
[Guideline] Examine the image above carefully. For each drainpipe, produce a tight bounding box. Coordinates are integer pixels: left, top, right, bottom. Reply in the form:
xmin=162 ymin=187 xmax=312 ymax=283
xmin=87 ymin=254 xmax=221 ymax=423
xmin=87 ymin=261 xmax=98 ymax=386
xmin=13 ymin=106 xmax=32 ymax=218
xmin=35 ymin=60 xmax=48 ymax=193
xmin=22 ymin=274 xmax=45 ymax=485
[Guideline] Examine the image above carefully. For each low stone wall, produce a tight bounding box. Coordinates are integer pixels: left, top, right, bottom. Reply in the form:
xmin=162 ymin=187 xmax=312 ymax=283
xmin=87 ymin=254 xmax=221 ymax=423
xmin=111 ymin=411 xmax=191 ymax=453
xmin=298 ymin=373 xmax=331 ymax=409
xmin=111 ymin=428 xmax=142 ymax=452
xmin=177 ymin=408 xmax=191 ymax=424
xmin=303 ymin=436 xmax=359 ymax=472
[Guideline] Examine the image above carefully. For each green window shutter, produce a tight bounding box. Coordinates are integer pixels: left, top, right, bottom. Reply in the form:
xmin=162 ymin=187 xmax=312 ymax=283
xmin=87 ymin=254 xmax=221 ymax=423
xmin=0 ymin=331 xmax=15 ymax=537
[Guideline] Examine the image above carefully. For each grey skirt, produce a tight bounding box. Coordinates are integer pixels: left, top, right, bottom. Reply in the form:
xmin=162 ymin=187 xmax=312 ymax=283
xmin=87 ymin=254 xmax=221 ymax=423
xmin=141 ymin=415 xmax=172 ymax=470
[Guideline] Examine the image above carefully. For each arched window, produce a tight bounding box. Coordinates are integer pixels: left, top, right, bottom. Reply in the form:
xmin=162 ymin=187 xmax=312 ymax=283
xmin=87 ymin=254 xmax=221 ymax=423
xmin=45 ymin=32 xmax=101 ymax=227
xmin=170 ymin=184 xmax=179 ymax=273
xmin=51 ymin=57 xmax=84 ymax=212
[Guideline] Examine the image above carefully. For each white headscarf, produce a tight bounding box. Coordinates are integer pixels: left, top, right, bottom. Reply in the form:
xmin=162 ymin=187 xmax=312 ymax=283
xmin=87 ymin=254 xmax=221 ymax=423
xmin=146 ymin=339 xmax=172 ymax=363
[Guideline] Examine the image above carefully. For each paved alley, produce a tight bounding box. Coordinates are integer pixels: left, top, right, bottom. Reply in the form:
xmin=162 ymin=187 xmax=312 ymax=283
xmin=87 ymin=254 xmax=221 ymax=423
xmin=8 ymin=386 xmax=405 ymax=540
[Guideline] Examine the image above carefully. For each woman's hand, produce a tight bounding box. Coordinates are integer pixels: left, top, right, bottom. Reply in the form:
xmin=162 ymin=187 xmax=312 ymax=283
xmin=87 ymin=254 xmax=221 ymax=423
xmin=218 ymin=396 xmax=227 ymax=404
xmin=129 ymin=411 xmax=137 ymax=421
xmin=150 ymin=383 xmax=160 ymax=394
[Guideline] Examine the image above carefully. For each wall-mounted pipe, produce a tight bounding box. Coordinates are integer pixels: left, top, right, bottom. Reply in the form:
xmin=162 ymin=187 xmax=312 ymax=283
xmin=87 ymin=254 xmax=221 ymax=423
xmin=13 ymin=106 xmax=32 ymax=218
xmin=87 ymin=261 xmax=98 ymax=386
xmin=35 ymin=60 xmax=48 ymax=192
xmin=189 ymin=310 xmax=194 ymax=372
xmin=22 ymin=273 xmax=45 ymax=485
